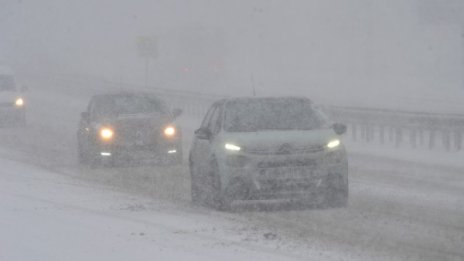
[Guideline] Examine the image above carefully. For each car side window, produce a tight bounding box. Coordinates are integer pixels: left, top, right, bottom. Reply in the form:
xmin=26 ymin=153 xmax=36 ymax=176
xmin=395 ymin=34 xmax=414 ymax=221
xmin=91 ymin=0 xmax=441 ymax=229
xmin=209 ymin=104 xmax=223 ymax=134
xmin=200 ymin=104 xmax=217 ymax=129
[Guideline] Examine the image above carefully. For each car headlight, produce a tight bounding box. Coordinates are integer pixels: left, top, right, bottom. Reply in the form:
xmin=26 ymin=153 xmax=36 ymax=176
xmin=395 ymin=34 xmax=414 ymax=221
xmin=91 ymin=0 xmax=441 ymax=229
xmin=99 ymin=127 xmax=114 ymax=141
xmin=327 ymin=139 xmax=341 ymax=149
xmin=15 ymin=98 xmax=24 ymax=107
xmin=225 ymin=143 xmax=241 ymax=151
xmin=164 ymin=126 xmax=176 ymax=137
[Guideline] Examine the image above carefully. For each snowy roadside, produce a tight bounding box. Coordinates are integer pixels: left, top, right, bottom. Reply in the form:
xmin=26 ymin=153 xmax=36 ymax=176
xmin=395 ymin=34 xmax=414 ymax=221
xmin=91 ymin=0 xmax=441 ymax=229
xmin=0 ymin=156 xmax=349 ymax=261
xmin=345 ymin=140 xmax=464 ymax=171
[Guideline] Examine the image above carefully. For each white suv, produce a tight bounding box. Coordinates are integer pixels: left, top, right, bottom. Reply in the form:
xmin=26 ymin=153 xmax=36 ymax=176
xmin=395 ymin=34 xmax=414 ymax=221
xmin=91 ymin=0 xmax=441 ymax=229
xmin=0 ymin=69 xmax=26 ymax=126
xmin=189 ymin=97 xmax=348 ymax=210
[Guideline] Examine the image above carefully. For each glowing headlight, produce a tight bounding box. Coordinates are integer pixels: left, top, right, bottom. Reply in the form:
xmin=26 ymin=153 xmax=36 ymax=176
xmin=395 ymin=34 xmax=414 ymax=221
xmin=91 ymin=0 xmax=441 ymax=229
xmin=225 ymin=143 xmax=241 ymax=151
xmin=99 ymin=127 xmax=114 ymax=140
xmin=164 ymin=126 xmax=176 ymax=137
xmin=327 ymin=139 xmax=341 ymax=149
xmin=15 ymin=98 xmax=24 ymax=107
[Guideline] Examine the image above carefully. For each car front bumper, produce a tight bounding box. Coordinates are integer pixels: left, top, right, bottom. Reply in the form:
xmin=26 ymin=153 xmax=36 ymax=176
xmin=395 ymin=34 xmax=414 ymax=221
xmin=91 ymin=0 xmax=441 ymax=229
xmin=0 ymin=106 xmax=25 ymax=123
xmin=219 ymin=151 xmax=348 ymax=201
xmin=95 ymin=141 xmax=182 ymax=162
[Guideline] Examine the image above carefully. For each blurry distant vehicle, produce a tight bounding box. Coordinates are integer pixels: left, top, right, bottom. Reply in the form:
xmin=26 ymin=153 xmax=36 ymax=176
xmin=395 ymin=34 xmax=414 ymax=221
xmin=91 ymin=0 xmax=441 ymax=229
xmin=189 ymin=97 xmax=348 ymax=210
xmin=0 ymin=68 xmax=26 ymax=126
xmin=77 ymin=92 xmax=183 ymax=167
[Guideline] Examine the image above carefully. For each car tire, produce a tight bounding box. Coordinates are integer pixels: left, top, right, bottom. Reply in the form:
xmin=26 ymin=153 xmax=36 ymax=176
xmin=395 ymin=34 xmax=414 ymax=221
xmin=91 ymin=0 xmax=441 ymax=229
xmin=77 ymin=142 xmax=89 ymax=165
xmin=206 ymin=160 xmax=231 ymax=211
xmin=325 ymin=173 xmax=349 ymax=208
xmin=190 ymin=161 xmax=202 ymax=205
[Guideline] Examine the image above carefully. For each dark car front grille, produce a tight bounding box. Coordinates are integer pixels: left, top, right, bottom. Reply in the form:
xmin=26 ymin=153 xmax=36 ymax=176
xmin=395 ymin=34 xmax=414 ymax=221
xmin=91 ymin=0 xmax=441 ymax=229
xmin=257 ymin=158 xmax=316 ymax=168
xmin=115 ymin=122 xmax=160 ymax=146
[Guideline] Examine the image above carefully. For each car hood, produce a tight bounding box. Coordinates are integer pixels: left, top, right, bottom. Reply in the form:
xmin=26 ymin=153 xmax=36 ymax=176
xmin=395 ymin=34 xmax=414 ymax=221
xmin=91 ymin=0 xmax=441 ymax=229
xmin=94 ymin=113 xmax=174 ymax=129
xmin=220 ymin=128 xmax=339 ymax=152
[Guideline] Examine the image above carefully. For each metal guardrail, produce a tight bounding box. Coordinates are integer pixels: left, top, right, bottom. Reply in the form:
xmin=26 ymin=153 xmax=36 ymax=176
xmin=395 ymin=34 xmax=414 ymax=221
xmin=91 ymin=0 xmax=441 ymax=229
xmin=326 ymin=106 xmax=464 ymax=151
xmin=37 ymin=74 xmax=464 ymax=152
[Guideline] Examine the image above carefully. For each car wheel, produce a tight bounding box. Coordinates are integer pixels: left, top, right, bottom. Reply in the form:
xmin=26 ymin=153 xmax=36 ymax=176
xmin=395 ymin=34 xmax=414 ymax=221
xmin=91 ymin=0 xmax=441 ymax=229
xmin=190 ymin=161 xmax=202 ymax=205
xmin=325 ymin=173 xmax=349 ymax=208
xmin=77 ymin=142 xmax=89 ymax=165
xmin=206 ymin=160 xmax=231 ymax=211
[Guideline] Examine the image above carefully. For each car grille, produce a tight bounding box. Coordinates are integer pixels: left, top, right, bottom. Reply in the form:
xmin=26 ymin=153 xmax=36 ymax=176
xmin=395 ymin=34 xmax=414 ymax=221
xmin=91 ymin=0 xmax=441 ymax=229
xmin=257 ymin=158 xmax=316 ymax=168
xmin=116 ymin=123 xmax=159 ymax=146
xmin=245 ymin=145 xmax=324 ymax=155
xmin=255 ymin=163 xmax=323 ymax=194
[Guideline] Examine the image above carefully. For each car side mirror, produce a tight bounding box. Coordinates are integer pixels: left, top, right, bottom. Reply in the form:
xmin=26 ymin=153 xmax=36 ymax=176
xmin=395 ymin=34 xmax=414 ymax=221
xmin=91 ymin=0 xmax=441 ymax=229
xmin=333 ymin=123 xmax=347 ymax=135
xmin=81 ymin=111 xmax=90 ymax=121
xmin=172 ymin=108 xmax=183 ymax=119
xmin=194 ymin=127 xmax=212 ymax=140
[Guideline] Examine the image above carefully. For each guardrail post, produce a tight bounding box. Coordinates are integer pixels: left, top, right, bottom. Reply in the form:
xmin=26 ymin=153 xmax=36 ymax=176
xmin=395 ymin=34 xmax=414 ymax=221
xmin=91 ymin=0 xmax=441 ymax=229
xmin=351 ymin=124 xmax=357 ymax=141
xmin=366 ymin=124 xmax=372 ymax=143
xmin=455 ymin=131 xmax=462 ymax=151
xmin=379 ymin=125 xmax=385 ymax=144
xmin=388 ymin=126 xmax=394 ymax=143
xmin=429 ymin=130 xmax=436 ymax=150
xmin=361 ymin=124 xmax=367 ymax=142
xmin=419 ymin=130 xmax=424 ymax=147
xmin=395 ymin=127 xmax=403 ymax=148
xmin=410 ymin=129 xmax=417 ymax=149
xmin=443 ymin=130 xmax=451 ymax=151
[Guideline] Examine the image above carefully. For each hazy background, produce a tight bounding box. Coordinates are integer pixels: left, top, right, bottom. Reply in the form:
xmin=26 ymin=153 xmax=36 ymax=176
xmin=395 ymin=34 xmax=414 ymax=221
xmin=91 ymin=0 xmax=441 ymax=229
xmin=1 ymin=0 xmax=463 ymax=111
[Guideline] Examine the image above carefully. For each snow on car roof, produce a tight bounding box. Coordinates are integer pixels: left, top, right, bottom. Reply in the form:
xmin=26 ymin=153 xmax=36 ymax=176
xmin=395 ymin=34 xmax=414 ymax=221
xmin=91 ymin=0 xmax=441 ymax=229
xmin=93 ymin=91 xmax=162 ymax=99
xmin=222 ymin=96 xmax=313 ymax=104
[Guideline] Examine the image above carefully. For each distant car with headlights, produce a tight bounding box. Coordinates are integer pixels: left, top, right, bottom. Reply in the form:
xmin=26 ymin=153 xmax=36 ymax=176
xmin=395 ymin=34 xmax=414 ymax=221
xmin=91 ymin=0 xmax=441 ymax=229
xmin=77 ymin=92 xmax=183 ymax=167
xmin=189 ymin=97 xmax=348 ymax=210
xmin=0 ymin=69 xmax=26 ymax=126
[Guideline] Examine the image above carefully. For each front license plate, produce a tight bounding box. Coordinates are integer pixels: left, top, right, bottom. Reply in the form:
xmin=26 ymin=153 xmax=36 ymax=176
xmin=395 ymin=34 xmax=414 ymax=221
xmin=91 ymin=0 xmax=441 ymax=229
xmin=261 ymin=167 xmax=313 ymax=179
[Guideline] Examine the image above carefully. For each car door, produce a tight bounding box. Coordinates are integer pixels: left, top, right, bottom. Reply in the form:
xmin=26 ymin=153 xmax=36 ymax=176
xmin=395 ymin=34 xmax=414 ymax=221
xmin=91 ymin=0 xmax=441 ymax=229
xmin=191 ymin=102 xmax=223 ymax=172
xmin=191 ymin=104 xmax=216 ymax=166
xmin=205 ymin=103 xmax=223 ymax=162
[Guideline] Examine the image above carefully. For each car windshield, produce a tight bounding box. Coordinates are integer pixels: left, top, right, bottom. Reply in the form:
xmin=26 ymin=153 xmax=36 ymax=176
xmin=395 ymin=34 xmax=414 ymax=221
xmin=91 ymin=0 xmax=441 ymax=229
xmin=94 ymin=95 xmax=169 ymax=117
xmin=0 ymin=75 xmax=16 ymax=91
xmin=224 ymin=99 xmax=329 ymax=132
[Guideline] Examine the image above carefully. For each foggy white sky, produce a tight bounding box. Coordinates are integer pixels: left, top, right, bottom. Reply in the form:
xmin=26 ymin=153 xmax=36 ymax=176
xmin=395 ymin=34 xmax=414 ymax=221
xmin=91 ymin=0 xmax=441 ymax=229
xmin=1 ymin=0 xmax=463 ymax=110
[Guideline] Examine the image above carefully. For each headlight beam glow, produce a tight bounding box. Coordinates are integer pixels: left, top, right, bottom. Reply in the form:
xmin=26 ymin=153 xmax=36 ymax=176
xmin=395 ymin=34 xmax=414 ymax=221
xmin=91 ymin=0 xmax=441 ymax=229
xmin=100 ymin=128 xmax=114 ymax=140
xmin=15 ymin=98 xmax=24 ymax=107
xmin=164 ymin=126 xmax=176 ymax=137
xmin=225 ymin=143 xmax=241 ymax=151
xmin=327 ymin=139 xmax=341 ymax=149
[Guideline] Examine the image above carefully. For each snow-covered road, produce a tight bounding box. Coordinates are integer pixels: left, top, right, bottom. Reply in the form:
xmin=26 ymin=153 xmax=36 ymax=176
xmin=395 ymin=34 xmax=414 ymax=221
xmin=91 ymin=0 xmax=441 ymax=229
xmin=0 ymin=157 xmax=324 ymax=261
xmin=0 ymin=75 xmax=463 ymax=260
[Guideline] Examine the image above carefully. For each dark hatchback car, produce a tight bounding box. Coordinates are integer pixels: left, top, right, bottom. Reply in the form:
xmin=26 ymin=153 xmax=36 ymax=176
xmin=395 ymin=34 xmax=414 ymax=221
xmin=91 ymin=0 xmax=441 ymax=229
xmin=77 ymin=92 xmax=183 ymax=167
xmin=189 ymin=97 xmax=348 ymax=210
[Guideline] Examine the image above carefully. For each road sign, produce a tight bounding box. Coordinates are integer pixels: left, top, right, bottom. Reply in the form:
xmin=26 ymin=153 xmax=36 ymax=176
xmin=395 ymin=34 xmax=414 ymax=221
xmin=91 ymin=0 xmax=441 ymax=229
xmin=137 ymin=36 xmax=158 ymax=59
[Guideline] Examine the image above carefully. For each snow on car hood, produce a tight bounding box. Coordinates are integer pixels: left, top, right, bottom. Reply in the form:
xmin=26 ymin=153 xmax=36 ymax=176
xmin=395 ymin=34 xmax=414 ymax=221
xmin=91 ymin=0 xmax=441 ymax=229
xmin=220 ymin=128 xmax=339 ymax=151
xmin=95 ymin=112 xmax=173 ymax=130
